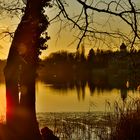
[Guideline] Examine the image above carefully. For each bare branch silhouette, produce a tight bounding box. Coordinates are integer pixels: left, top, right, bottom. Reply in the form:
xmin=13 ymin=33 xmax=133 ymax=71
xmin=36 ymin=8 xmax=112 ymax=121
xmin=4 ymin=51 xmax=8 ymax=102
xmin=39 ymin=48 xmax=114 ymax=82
xmin=51 ymin=0 xmax=140 ymax=49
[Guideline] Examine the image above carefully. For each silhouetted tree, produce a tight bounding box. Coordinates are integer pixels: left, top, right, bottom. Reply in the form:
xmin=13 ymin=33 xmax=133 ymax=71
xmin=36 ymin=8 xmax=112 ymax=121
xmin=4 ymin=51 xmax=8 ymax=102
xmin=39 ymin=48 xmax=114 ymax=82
xmin=3 ymin=0 xmax=51 ymax=140
xmin=80 ymin=43 xmax=86 ymax=62
xmin=87 ymin=49 xmax=95 ymax=63
xmin=75 ymin=48 xmax=81 ymax=62
xmin=52 ymin=0 xmax=140 ymax=50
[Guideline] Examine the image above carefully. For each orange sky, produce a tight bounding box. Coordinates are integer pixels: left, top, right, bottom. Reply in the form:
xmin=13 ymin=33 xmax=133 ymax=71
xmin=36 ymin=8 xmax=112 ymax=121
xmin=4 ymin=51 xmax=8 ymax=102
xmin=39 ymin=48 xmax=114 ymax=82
xmin=0 ymin=0 xmax=140 ymax=60
xmin=0 ymin=10 xmax=79 ymax=60
xmin=0 ymin=13 xmax=124 ymax=60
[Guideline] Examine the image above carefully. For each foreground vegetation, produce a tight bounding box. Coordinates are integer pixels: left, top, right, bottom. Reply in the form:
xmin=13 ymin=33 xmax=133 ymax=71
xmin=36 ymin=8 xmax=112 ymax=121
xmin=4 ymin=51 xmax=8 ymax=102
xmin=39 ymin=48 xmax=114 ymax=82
xmin=110 ymin=98 xmax=140 ymax=140
xmin=40 ymin=98 xmax=140 ymax=140
xmin=0 ymin=98 xmax=140 ymax=140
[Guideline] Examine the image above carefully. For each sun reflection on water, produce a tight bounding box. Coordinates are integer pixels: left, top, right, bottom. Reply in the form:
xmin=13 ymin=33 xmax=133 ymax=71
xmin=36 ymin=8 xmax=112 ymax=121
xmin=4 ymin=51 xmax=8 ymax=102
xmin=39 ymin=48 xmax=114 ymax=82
xmin=0 ymin=83 xmax=6 ymax=122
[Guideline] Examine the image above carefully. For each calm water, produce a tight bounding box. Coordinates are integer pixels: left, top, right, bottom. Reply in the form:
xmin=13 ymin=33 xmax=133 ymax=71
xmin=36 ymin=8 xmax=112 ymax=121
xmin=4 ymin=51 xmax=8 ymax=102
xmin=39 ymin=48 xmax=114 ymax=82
xmin=35 ymin=81 xmax=140 ymax=112
xmin=0 ymin=81 xmax=140 ymax=116
xmin=1 ymin=81 xmax=140 ymax=139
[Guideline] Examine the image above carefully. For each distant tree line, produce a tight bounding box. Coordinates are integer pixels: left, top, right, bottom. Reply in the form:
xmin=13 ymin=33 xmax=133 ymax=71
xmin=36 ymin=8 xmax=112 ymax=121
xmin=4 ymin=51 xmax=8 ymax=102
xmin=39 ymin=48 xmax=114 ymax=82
xmin=38 ymin=44 xmax=140 ymax=90
xmin=40 ymin=44 xmax=140 ymax=71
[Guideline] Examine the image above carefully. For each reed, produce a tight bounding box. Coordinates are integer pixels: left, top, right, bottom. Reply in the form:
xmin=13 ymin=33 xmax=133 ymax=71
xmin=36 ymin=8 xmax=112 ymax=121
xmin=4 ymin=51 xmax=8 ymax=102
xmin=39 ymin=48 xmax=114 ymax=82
xmin=109 ymin=98 xmax=140 ymax=140
xmin=44 ymin=98 xmax=140 ymax=140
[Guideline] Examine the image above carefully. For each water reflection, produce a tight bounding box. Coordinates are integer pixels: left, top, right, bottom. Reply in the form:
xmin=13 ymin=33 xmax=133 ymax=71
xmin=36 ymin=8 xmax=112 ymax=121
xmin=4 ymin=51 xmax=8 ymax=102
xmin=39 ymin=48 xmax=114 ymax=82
xmin=0 ymin=81 xmax=140 ymax=114
xmin=35 ymin=66 xmax=140 ymax=114
xmin=0 ymin=62 xmax=140 ymax=113
xmin=39 ymin=73 xmax=138 ymax=102
xmin=0 ymin=84 xmax=6 ymax=121
xmin=36 ymin=81 xmax=140 ymax=113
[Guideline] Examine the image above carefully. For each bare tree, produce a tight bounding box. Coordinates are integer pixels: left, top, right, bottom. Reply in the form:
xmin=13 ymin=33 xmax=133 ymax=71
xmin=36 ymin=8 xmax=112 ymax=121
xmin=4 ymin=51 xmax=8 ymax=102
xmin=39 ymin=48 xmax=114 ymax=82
xmin=50 ymin=0 xmax=140 ymax=50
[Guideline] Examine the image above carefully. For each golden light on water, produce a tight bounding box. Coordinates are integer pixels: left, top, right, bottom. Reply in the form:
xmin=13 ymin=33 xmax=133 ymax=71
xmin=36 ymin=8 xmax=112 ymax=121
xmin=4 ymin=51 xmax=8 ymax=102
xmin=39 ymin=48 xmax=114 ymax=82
xmin=0 ymin=84 xmax=6 ymax=122
xmin=0 ymin=81 xmax=140 ymax=121
xmin=35 ymin=82 xmax=140 ymax=113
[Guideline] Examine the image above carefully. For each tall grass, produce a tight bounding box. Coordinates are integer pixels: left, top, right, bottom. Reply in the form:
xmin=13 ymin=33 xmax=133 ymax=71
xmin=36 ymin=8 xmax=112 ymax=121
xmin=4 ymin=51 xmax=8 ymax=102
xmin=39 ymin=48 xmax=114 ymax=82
xmin=109 ymin=98 xmax=140 ymax=140
xmin=43 ymin=98 xmax=140 ymax=140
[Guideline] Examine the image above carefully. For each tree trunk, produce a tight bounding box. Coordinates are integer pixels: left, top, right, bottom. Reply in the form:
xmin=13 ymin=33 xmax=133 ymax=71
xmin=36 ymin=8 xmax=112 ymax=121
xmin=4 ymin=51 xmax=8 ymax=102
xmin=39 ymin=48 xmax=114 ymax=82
xmin=4 ymin=0 xmax=45 ymax=139
xmin=4 ymin=56 xmax=20 ymax=131
xmin=18 ymin=64 xmax=41 ymax=140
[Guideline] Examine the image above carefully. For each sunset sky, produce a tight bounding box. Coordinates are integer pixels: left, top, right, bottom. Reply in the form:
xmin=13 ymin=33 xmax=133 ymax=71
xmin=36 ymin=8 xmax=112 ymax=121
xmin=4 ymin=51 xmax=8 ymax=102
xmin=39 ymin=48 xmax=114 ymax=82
xmin=0 ymin=0 xmax=140 ymax=60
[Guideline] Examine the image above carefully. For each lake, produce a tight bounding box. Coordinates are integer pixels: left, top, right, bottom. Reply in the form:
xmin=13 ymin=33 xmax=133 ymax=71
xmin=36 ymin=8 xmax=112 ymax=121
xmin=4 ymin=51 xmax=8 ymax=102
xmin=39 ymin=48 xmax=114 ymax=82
xmin=1 ymin=81 xmax=140 ymax=139
xmin=36 ymin=81 xmax=140 ymax=113
xmin=0 ymin=81 xmax=140 ymax=116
